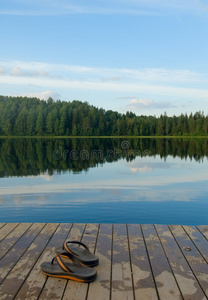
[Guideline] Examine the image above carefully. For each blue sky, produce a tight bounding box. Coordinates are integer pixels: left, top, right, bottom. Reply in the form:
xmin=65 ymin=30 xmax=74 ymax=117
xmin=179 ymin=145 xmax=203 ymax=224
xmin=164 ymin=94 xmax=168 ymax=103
xmin=0 ymin=0 xmax=208 ymax=116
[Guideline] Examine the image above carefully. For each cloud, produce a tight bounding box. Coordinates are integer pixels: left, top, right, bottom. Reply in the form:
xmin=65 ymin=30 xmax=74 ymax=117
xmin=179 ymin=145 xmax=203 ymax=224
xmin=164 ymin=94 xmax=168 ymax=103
xmin=1 ymin=60 xmax=206 ymax=85
xmin=19 ymin=91 xmax=61 ymax=101
xmin=101 ymin=76 xmax=121 ymax=82
xmin=131 ymin=98 xmax=153 ymax=106
xmin=0 ymin=66 xmax=6 ymax=75
xmin=0 ymin=0 xmax=207 ymax=16
xmin=1 ymin=75 xmax=208 ymax=101
xmin=0 ymin=60 xmax=208 ymax=102
xmin=125 ymin=98 xmax=176 ymax=112
xmin=10 ymin=66 xmax=50 ymax=78
xmin=0 ymin=0 xmax=160 ymax=16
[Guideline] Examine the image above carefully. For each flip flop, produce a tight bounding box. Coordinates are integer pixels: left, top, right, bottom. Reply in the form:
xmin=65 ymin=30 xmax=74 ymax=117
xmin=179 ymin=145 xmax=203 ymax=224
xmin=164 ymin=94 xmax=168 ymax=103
xmin=41 ymin=254 xmax=97 ymax=283
xmin=56 ymin=240 xmax=99 ymax=267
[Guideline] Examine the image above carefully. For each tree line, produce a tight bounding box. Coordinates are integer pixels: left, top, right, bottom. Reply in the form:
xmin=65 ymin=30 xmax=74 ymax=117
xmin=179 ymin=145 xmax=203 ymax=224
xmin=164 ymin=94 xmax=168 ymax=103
xmin=0 ymin=95 xmax=208 ymax=136
xmin=0 ymin=138 xmax=207 ymax=177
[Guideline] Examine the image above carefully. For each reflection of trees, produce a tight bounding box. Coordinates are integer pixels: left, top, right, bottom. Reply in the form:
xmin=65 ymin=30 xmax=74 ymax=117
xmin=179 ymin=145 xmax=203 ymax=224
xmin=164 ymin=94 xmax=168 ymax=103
xmin=0 ymin=138 xmax=207 ymax=177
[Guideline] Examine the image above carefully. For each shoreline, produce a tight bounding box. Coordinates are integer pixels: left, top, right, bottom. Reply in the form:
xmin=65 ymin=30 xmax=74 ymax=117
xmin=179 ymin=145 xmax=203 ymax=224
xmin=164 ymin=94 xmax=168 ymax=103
xmin=0 ymin=135 xmax=208 ymax=139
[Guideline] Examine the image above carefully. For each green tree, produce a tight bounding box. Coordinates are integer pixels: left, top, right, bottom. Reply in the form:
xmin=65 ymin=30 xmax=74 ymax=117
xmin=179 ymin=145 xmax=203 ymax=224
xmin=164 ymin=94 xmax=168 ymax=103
xmin=54 ymin=118 xmax=59 ymax=135
xmin=14 ymin=108 xmax=28 ymax=135
xmin=27 ymin=109 xmax=37 ymax=135
xmin=36 ymin=111 xmax=44 ymax=135
xmin=46 ymin=112 xmax=54 ymax=135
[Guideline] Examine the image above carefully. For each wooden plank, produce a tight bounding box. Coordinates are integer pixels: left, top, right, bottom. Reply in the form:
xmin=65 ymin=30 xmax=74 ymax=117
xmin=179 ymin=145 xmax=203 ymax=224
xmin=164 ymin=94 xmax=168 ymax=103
xmin=169 ymin=225 xmax=208 ymax=298
xmin=0 ymin=223 xmax=206 ymax=300
xmin=127 ymin=224 xmax=158 ymax=300
xmin=38 ymin=223 xmax=86 ymax=300
xmin=156 ymin=224 xmax=206 ymax=300
xmin=0 ymin=223 xmax=41 ymax=284
xmin=0 ymin=223 xmax=19 ymax=242
xmin=141 ymin=224 xmax=182 ymax=300
xmin=0 ymin=223 xmax=6 ymax=230
xmin=0 ymin=223 xmax=52 ymax=299
xmin=62 ymin=223 xmax=99 ymax=300
xmin=87 ymin=224 xmax=112 ymax=300
xmin=111 ymin=224 xmax=134 ymax=300
xmin=15 ymin=223 xmax=70 ymax=300
xmin=183 ymin=226 xmax=208 ymax=263
xmin=0 ymin=223 xmax=33 ymax=260
xmin=197 ymin=225 xmax=208 ymax=240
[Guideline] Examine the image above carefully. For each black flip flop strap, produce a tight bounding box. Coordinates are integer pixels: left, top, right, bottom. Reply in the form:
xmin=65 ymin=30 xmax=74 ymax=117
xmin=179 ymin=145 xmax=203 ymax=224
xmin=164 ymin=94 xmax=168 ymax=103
xmin=60 ymin=251 xmax=82 ymax=266
xmin=52 ymin=255 xmax=74 ymax=273
xmin=64 ymin=240 xmax=90 ymax=255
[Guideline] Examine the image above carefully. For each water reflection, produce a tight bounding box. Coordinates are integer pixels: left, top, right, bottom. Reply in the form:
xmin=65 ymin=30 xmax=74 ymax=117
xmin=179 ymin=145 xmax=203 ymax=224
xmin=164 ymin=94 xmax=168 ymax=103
xmin=0 ymin=138 xmax=207 ymax=177
xmin=0 ymin=138 xmax=208 ymax=224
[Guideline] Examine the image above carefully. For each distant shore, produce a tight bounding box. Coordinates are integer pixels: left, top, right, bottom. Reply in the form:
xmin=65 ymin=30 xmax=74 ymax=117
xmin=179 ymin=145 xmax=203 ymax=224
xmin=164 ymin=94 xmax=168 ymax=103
xmin=0 ymin=135 xmax=208 ymax=139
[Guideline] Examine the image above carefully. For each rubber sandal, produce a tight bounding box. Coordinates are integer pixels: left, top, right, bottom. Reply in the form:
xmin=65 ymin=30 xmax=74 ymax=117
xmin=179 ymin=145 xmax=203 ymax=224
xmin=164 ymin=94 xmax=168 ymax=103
xmin=56 ymin=240 xmax=99 ymax=267
xmin=41 ymin=254 xmax=97 ymax=283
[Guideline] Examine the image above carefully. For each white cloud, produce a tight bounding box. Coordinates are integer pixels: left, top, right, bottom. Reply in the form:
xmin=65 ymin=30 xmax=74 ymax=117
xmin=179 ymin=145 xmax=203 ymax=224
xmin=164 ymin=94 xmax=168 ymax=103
xmin=130 ymin=98 xmax=153 ymax=106
xmin=0 ymin=0 xmax=207 ymax=16
xmin=125 ymin=98 xmax=176 ymax=112
xmin=18 ymin=91 xmax=61 ymax=101
xmin=1 ymin=74 xmax=208 ymax=101
xmin=9 ymin=65 xmax=50 ymax=78
xmin=0 ymin=60 xmax=208 ymax=104
xmin=10 ymin=66 xmax=22 ymax=76
xmin=1 ymin=60 xmax=206 ymax=84
xmin=0 ymin=66 xmax=6 ymax=75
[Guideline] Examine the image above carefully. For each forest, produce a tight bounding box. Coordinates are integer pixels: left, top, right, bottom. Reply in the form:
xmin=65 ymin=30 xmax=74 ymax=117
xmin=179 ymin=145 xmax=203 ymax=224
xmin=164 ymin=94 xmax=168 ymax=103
xmin=0 ymin=95 xmax=208 ymax=136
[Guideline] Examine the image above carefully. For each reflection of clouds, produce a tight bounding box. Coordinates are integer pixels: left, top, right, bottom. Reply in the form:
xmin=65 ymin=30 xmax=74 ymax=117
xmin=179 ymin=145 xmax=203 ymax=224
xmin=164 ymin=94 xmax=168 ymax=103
xmin=130 ymin=166 xmax=153 ymax=173
xmin=132 ymin=188 xmax=195 ymax=203
xmin=26 ymin=172 xmax=53 ymax=181
xmin=101 ymin=189 xmax=121 ymax=196
xmin=0 ymin=195 xmax=7 ymax=204
xmin=13 ymin=195 xmax=23 ymax=205
xmin=0 ymin=157 xmax=207 ymax=207
xmin=38 ymin=174 xmax=53 ymax=181
xmin=1 ymin=155 xmax=208 ymax=198
xmin=0 ymin=193 xmax=50 ymax=206
xmin=128 ymin=159 xmax=172 ymax=171
xmin=0 ymin=187 xmax=200 ymax=206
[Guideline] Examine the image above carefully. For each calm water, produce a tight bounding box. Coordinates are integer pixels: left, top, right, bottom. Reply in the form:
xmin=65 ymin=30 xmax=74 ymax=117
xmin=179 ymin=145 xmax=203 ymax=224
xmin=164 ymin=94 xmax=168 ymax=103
xmin=0 ymin=138 xmax=208 ymax=225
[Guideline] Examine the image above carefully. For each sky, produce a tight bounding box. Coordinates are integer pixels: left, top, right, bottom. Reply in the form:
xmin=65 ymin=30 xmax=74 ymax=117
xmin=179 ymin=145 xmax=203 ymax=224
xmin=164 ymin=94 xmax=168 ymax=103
xmin=0 ymin=0 xmax=208 ymax=117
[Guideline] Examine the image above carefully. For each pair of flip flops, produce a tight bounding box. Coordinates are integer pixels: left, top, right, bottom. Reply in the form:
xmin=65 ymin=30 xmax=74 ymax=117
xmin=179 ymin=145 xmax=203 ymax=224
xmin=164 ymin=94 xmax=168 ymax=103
xmin=41 ymin=241 xmax=99 ymax=283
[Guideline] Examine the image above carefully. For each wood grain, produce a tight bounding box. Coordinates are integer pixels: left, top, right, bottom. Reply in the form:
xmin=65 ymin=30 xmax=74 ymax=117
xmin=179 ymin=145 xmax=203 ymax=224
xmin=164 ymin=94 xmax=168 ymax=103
xmin=0 ymin=223 xmax=207 ymax=300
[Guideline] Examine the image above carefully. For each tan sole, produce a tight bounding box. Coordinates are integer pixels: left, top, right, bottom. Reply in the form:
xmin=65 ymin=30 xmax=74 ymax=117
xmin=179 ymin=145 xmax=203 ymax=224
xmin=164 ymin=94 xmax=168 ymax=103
xmin=42 ymin=271 xmax=87 ymax=283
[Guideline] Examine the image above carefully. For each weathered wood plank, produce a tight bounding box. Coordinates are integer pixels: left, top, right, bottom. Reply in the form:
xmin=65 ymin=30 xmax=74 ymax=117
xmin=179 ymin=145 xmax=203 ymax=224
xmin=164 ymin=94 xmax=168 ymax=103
xmin=38 ymin=223 xmax=86 ymax=300
xmin=0 ymin=223 xmax=42 ymax=284
xmin=156 ymin=224 xmax=206 ymax=300
xmin=87 ymin=224 xmax=112 ymax=300
xmin=183 ymin=226 xmax=208 ymax=263
xmin=197 ymin=225 xmax=208 ymax=240
xmin=169 ymin=225 xmax=208 ymax=298
xmin=15 ymin=223 xmax=70 ymax=300
xmin=0 ymin=223 xmax=6 ymax=230
xmin=0 ymin=223 xmax=19 ymax=242
xmin=62 ymin=223 xmax=99 ymax=300
xmin=0 ymin=223 xmax=52 ymax=299
xmin=111 ymin=224 xmax=134 ymax=300
xmin=141 ymin=224 xmax=182 ymax=300
xmin=128 ymin=224 xmax=158 ymax=300
xmin=0 ymin=223 xmax=32 ymax=260
xmin=0 ymin=223 xmax=207 ymax=300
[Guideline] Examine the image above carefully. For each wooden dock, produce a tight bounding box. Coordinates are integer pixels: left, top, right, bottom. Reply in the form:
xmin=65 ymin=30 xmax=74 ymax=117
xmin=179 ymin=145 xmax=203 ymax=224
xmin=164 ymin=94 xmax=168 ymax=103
xmin=0 ymin=223 xmax=208 ymax=300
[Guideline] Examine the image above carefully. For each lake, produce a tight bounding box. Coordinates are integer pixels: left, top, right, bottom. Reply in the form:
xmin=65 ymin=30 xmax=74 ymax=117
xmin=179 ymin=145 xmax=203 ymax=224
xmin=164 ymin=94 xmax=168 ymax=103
xmin=0 ymin=138 xmax=208 ymax=225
